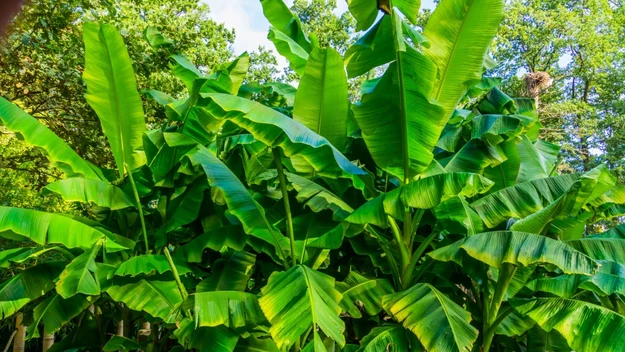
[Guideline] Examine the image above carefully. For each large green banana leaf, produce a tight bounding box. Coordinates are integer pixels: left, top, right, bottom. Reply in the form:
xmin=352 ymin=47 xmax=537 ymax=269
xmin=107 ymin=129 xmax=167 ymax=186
xmin=26 ymin=294 xmax=93 ymax=339
xmin=510 ymin=165 xmax=616 ymax=234
xmin=175 ymin=319 xmax=240 ymax=352
xmin=197 ymin=93 xmax=365 ymax=178
xmin=0 ymin=261 xmax=65 ymax=319
xmin=285 ymin=173 xmax=353 ymax=220
xmin=195 ymin=291 xmax=266 ymax=329
xmin=0 ymin=97 xmax=102 ymax=180
xmin=56 ymin=242 xmax=102 ymax=298
xmin=196 ymin=251 xmax=256 ymax=292
xmin=260 ymin=0 xmax=312 ymax=52
xmin=305 ymin=172 xmax=491 ymax=250
xmin=565 ymin=237 xmax=625 ymax=265
xmin=433 ymin=196 xmax=484 ymax=235
xmin=352 ymin=26 xmax=446 ymax=180
xmin=105 ymin=278 xmax=183 ymax=323
xmin=382 ymin=283 xmax=479 ymax=352
xmin=44 ymin=178 xmax=134 ymax=210
xmin=526 ymin=326 xmax=570 ymax=352
xmin=178 ymin=226 xmax=248 ymax=263
xmin=0 ymin=206 xmax=126 ymax=250
xmin=336 ymin=271 xmax=395 ymax=318
xmin=470 ymin=174 xmax=579 ymax=227
xmin=171 ymin=54 xmax=202 ymax=92
xmin=423 ymin=0 xmax=504 ymax=120
xmin=234 ymin=335 xmax=280 ymax=352
xmin=259 ymin=265 xmax=345 ymax=349
xmin=83 ymin=22 xmax=146 ymax=175
xmin=511 ymin=298 xmax=625 ymax=352
xmin=495 ymin=310 xmax=536 ymax=337
xmin=267 ymin=28 xmax=310 ymax=76
xmin=0 ymin=246 xmax=71 ymax=268
xmin=184 ymin=145 xmax=290 ymax=260
xmin=293 ymin=47 xmax=348 ymax=150
xmin=526 ymin=271 xmax=625 ymax=298
xmin=428 ymin=231 xmax=598 ymax=275
xmin=516 ymin=137 xmax=561 ymax=183
xmin=102 ymin=336 xmax=142 ymax=352
xmin=344 ymin=17 xmax=395 ymax=78
xmin=112 ymin=254 xmax=196 ymax=277
xmin=356 ymin=325 xmax=411 ymax=352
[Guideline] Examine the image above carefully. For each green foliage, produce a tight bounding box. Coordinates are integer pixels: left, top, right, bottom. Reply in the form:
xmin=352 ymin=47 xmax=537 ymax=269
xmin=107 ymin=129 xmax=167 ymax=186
xmin=0 ymin=1 xmax=624 ymax=352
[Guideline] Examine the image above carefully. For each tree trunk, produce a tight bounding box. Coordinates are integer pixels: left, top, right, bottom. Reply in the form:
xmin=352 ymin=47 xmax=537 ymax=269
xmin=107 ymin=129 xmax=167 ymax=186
xmin=42 ymin=332 xmax=54 ymax=352
xmin=116 ymin=320 xmax=124 ymax=336
xmin=12 ymin=313 xmax=25 ymax=352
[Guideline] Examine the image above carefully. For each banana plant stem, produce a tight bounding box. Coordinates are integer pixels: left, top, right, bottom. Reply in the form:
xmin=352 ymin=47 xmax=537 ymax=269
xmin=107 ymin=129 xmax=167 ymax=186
xmin=273 ymin=148 xmax=297 ymax=267
xmin=126 ymin=164 xmax=149 ymax=252
xmin=163 ymin=247 xmax=188 ymax=301
xmin=388 ymin=216 xmax=411 ymax=275
xmin=401 ymin=231 xmax=438 ymax=290
xmin=483 ymin=263 xmax=517 ymax=352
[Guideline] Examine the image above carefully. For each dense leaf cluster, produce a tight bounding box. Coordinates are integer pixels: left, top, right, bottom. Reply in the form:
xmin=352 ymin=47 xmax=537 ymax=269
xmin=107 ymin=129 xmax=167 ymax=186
xmin=1 ymin=0 xmax=625 ymax=351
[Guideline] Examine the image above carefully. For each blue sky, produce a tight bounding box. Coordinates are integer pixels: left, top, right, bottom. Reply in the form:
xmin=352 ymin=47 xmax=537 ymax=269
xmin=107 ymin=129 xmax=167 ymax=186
xmin=205 ymin=0 xmax=437 ymax=65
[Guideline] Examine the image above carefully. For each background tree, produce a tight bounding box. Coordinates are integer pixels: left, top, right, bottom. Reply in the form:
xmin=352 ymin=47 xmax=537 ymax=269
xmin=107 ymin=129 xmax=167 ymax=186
xmin=0 ymin=0 xmax=234 ymax=210
xmin=491 ymin=0 xmax=625 ymax=177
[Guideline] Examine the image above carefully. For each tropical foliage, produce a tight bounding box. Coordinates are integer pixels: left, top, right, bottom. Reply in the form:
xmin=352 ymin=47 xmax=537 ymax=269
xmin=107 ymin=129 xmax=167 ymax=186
xmin=1 ymin=0 xmax=625 ymax=351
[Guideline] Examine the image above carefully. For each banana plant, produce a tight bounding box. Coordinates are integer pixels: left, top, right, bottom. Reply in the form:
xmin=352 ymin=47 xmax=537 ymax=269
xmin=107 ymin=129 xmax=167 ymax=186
xmin=1 ymin=0 xmax=625 ymax=352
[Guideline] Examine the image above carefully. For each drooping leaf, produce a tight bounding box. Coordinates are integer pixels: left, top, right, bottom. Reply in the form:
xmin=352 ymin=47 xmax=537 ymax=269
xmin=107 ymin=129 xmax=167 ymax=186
xmin=260 ymin=0 xmax=312 ymax=52
xmin=195 ymin=291 xmax=267 ymax=329
xmin=336 ymin=272 xmax=395 ymax=318
xmin=511 ymin=298 xmax=625 ymax=352
xmin=267 ymin=28 xmax=310 ymax=75
xmin=0 ymin=261 xmax=65 ymax=319
xmin=382 ymin=283 xmax=479 ymax=352
xmin=423 ymin=0 xmax=504 ymax=119
xmin=259 ymin=265 xmax=345 ymax=349
xmin=564 ymin=238 xmax=625 ymax=265
xmin=26 ymin=294 xmax=92 ymax=339
xmin=470 ymin=174 xmax=579 ymax=228
xmin=0 ymin=206 xmax=115 ymax=249
xmin=0 ymin=98 xmax=103 ymax=179
xmin=184 ymin=145 xmax=290 ymax=260
xmin=112 ymin=254 xmax=196 ymax=277
xmin=357 ymin=325 xmax=411 ymax=352
xmin=197 ymin=251 xmax=256 ymax=292
xmin=179 ymin=226 xmax=248 ymax=263
xmin=44 ymin=178 xmax=134 ymax=210
xmin=83 ymin=22 xmax=146 ymax=175
xmin=294 ymin=47 xmax=349 ymax=150
xmin=198 ymin=93 xmax=366 ymax=179
xmin=105 ymin=278 xmax=183 ymax=323
xmin=102 ymin=336 xmax=142 ymax=352
xmin=495 ymin=310 xmax=536 ymax=337
xmin=428 ymin=231 xmax=598 ymax=275
xmin=56 ymin=241 xmax=102 ymax=298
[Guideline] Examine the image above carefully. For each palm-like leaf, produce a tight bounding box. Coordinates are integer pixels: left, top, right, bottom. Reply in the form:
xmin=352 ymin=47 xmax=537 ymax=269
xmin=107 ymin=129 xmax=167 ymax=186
xmin=511 ymin=298 xmax=625 ymax=352
xmin=357 ymin=325 xmax=411 ymax=352
xmin=56 ymin=242 xmax=102 ymax=298
xmin=45 ymin=178 xmax=134 ymax=210
xmin=197 ymin=251 xmax=256 ymax=292
xmin=423 ymin=0 xmax=504 ymax=119
xmin=382 ymin=283 xmax=479 ymax=352
xmin=26 ymin=294 xmax=92 ymax=339
xmin=0 ymin=261 xmax=64 ymax=319
xmin=336 ymin=272 xmax=395 ymax=318
xmin=0 ymin=98 xmax=102 ymax=180
xmin=0 ymin=206 xmax=130 ymax=250
xmin=259 ymin=265 xmax=345 ymax=349
xmin=83 ymin=22 xmax=146 ymax=175
xmin=105 ymin=278 xmax=183 ymax=323
xmin=429 ymin=231 xmax=598 ymax=275
xmin=195 ymin=291 xmax=266 ymax=329
xmin=293 ymin=47 xmax=348 ymax=150
xmin=184 ymin=145 xmax=290 ymax=260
